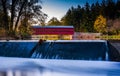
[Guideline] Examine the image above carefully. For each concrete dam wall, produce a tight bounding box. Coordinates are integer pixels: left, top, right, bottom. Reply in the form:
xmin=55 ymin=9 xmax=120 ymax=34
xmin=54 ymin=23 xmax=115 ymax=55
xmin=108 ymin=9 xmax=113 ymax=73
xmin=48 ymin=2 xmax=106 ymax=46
xmin=107 ymin=40 xmax=120 ymax=61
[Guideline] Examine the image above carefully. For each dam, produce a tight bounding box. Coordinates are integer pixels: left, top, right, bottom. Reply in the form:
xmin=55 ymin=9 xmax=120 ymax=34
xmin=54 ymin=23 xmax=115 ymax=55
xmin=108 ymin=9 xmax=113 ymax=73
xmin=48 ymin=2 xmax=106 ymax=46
xmin=0 ymin=40 xmax=115 ymax=61
xmin=0 ymin=40 xmax=120 ymax=76
xmin=31 ymin=40 xmax=109 ymax=60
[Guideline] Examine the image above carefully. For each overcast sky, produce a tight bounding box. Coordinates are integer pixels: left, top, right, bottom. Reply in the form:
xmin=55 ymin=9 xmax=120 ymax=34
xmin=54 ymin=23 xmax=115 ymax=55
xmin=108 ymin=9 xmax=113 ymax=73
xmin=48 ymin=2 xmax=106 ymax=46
xmin=41 ymin=0 xmax=102 ymax=22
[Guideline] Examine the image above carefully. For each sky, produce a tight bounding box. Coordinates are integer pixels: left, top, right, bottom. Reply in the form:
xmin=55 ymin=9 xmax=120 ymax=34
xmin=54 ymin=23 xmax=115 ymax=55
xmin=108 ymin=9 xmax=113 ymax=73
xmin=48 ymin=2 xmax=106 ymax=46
xmin=41 ymin=0 xmax=102 ymax=22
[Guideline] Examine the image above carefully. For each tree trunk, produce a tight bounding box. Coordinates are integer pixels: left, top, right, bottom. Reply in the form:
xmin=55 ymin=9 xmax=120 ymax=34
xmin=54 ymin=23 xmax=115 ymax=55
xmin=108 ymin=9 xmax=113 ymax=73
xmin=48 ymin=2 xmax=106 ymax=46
xmin=14 ymin=1 xmax=26 ymax=32
xmin=1 ymin=0 xmax=9 ymax=30
xmin=1 ymin=0 xmax=10 ymax=39
xmin=10 ymin=0 xmax=17 ymax=31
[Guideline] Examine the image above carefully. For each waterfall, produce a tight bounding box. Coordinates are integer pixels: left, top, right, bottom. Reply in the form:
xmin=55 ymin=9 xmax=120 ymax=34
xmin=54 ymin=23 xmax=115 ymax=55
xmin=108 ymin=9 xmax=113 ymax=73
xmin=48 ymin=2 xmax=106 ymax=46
xmin=31 ymin=40 xmax=109 ymax=61
xmin=0 ymin=40 xmax=37 ymax=57
xmin=105 ymin=41 xmax=109 ymax=61
xmin=0 ymin=40 xmax=112 ymax=61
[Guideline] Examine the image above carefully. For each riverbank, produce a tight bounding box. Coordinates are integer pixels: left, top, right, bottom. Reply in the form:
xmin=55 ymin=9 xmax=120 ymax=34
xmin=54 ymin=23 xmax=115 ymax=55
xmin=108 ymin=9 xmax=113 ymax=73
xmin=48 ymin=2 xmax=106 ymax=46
xmin=107 ymin=40 xmax=120 ymax=61
xmin=108 ymin=40 xmax=120 ymax=54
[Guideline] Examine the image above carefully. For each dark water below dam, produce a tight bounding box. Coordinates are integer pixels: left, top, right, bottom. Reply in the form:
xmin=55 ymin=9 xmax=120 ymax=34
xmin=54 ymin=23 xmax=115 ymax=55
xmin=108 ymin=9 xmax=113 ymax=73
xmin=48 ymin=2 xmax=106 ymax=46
xmin=0 ymin=40 xmax=119 ymax=61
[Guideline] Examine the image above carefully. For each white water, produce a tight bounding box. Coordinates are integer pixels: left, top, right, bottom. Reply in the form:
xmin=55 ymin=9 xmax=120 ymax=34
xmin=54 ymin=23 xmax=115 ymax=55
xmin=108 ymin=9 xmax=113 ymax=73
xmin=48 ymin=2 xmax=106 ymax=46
xmin=0 ymin=57 xmax=120 ymax=76
xmin=51 ymin=40 xmax=106 ymax=42
xmin=31 ymin=40 xmax=108 ymax=60
xmin=0 ymin=40 xmax=39 ymax=42
xmin=105 ymin=41 xmax=109 ymax=61
xmin=0 ymin=40 xmax=106 ymax=42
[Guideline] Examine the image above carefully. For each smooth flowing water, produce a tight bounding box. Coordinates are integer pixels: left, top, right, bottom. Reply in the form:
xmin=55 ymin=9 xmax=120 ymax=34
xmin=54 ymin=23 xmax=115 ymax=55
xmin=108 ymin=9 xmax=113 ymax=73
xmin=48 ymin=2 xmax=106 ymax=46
xmin=0 ymin=57 xmax=120 ymax=76
xmin=31 ymin=40 xmax=109 ymax=60
xmin=0 ymin=40 xmax=120 ymax=76
xmin=0 ymin=40 xmax=110 ymax=61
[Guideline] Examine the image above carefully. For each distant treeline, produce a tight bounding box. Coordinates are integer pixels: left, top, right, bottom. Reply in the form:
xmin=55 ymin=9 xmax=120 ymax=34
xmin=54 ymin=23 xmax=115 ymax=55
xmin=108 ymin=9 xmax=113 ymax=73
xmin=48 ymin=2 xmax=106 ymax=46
xmin=60 ymin=0 xmax=120 ymax=34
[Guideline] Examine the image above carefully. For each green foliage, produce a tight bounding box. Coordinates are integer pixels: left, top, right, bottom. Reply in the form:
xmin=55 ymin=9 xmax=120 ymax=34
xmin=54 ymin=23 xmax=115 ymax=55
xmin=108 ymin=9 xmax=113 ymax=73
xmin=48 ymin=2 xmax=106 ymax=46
xmin=61 ymin=6 xmax=83 ymax=31
xmin=47 ymin=17 xmax=61 ymax=25
xmin=61 ymin=3 xmax=95 ymax=32
xmin=0 ymin=12 xmax=4 ymax=27
xmin=61 ymin=0 xmax=120 ymax=34
xmin=94 ymin=15 xmax=107 ymax=33
xmin=19 ymin=18 xmax=32 ymax=38
xmin=0 ymin=0 xmax=47 ymax=38
xmin=110 ymin=19 xmax=120 ymax=35
xmin=101 ymin=35 xmax=120 ymax=40
xmin=0 ymin=28 xmax=6 ymax=37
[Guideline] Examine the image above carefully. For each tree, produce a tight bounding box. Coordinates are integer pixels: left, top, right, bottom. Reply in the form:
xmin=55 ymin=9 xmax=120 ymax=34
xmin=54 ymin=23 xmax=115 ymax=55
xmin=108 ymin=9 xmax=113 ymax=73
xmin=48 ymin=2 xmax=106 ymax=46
xmin=62 ymin=8 xmax=73 ymax=25
xmin=94 ymin=15 xmax=107 ymax=33
xmin=0 ymin=12 xmax=4 ymax=28
xmin=94 ymin=1 xmax=101 ymax=17
xmin=116 ymin=0 xmax=120 ymax=18
xmin=61 ymin=0 xmax=120 ymax=33
xmin=79 ymin=2 xmax=94 ymax=32
xmin=18 ymin=17 xmax=32 ymax=39
xmin=0 ymin=0 xmax=47 ymax=37
xmin=100 ymin=0 xmax=106 ymax=16
xmin=47 ymin=17 xmax=61 ymax=25
xmin=0 ymin=0 xmax=10 ymax=31
xmin=105 ymin=0 xmax=116 ymax=19
xmin=72 ymin=5 xmax=82 ymax=31
xmin=61 ymin=6 xmax=82 ymax=31
xmin=112 ymin=19 xmax=120 ymax=34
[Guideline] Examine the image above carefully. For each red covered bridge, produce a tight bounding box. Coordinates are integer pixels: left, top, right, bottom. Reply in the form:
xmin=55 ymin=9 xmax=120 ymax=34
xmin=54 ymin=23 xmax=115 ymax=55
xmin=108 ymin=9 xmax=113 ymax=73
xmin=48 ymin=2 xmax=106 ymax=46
xmin=31 ymin=26 xmax=74 ymax=40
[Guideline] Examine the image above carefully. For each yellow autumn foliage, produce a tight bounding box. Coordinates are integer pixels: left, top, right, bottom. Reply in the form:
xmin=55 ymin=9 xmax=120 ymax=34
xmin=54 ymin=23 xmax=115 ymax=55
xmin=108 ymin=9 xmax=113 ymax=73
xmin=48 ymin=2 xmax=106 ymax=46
xmin=94 ymin=15 xmax=107 ymax=33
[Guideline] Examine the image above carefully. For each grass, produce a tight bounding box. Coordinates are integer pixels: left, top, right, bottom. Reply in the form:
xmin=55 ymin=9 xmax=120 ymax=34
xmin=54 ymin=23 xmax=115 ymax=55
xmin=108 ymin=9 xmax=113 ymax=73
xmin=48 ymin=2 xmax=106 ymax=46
xmin=100 ymin=35 xmax=120 ymax=40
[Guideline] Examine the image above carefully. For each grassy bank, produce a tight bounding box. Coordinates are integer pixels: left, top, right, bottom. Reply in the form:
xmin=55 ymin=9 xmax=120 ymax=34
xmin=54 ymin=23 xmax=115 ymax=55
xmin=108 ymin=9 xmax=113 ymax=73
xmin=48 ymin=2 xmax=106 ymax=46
xmin=99 ymin=35 xmax=120 ymax=40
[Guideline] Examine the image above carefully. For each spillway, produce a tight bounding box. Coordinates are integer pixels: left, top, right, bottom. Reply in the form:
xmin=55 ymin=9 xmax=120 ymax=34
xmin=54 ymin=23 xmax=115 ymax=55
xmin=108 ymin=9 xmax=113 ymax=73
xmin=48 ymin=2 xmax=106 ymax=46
xmin=0 ymin=40 xmax=110 ymax=61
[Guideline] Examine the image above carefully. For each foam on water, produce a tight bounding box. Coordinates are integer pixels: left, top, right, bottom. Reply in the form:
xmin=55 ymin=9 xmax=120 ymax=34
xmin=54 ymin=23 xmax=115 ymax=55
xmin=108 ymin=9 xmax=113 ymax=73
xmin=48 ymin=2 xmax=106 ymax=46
xmin=0 ymin=57 xmax=120 ymax=76
xmin=0 ymin=40 xmax=39 ymax=42
xmin=46 ymin=40 xmax=106 ymax=42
